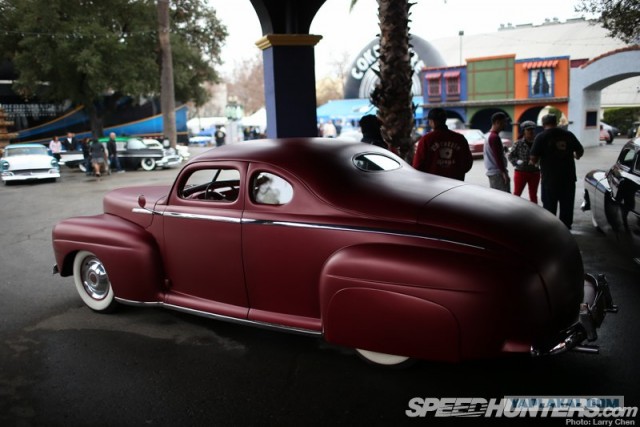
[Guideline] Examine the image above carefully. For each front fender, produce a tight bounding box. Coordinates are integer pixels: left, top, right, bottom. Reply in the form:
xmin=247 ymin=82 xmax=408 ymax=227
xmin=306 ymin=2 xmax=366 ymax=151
xmin=52 ymin=214 xmax=164 ymax=302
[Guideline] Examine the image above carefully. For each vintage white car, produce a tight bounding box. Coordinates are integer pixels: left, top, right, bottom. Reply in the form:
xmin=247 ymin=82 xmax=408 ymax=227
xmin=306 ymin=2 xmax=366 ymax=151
xmin=1 ymin=143 xmax=60 ymax=184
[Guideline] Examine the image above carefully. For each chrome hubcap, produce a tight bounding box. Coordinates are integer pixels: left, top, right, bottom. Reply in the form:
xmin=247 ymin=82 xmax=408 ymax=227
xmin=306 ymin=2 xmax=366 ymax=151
xmin=80 ymin=257 xmax=110 ymax=300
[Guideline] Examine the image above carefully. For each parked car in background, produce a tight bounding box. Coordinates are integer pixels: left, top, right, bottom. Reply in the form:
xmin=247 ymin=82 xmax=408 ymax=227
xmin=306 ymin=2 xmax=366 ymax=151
xmin=601 ymin=121 xmax=619 ymax=141
xmin=159 ymin=138 xmax=190 ymax=161
xmin=96 ymin=137 xmax=165 ymax=171
xmin=454 ymin=129 xmax=486 ymax=157
xmin=189 ymin=136 xmax=212 ymax=147
xmin=600 ymin=126 xmax=613 ymax=144
xmin=1 ymin=143 xmax=60 ymax=184
xmin=141 ymin=139 xmax=182 ymax=169
xmin=52 ymin=138 xmax=614 ymax=366
xmin=582 ymin=137 xmax=640 ymax=264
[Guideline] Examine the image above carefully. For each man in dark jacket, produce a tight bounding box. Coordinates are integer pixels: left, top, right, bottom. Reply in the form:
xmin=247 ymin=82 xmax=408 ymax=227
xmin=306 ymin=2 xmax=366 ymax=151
xmin=530 ymin=113 xmax=584 ymax=228
xmin=106 ymin=132 xmax=124 ymax=173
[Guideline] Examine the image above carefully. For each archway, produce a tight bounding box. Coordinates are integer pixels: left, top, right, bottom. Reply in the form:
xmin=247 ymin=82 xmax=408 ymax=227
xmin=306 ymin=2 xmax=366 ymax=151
xmin=569 ymin=46 xmax=640 ymax=147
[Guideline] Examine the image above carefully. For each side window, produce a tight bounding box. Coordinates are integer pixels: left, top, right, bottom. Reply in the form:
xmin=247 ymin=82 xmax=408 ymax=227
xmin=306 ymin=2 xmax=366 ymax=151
xmin=251 ymin=172 xmax=293 ymax=205
xmin=618 ymin=148 xmax=636 ymax=169
xmin=633 ymin=153 xmax=640 ymax=175
xmin=180 ymin=168 xmax=241 ymax=202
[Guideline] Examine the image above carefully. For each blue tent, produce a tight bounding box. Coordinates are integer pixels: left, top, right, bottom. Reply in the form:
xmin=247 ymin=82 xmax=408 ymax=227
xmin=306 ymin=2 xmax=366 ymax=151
xmin=316 ymin=97 xmax=424 ymax=122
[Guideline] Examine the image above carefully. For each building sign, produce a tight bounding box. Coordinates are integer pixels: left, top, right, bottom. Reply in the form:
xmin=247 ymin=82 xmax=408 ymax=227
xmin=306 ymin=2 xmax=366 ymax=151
xmin=343 ymin=35 xmax=446 ymax=99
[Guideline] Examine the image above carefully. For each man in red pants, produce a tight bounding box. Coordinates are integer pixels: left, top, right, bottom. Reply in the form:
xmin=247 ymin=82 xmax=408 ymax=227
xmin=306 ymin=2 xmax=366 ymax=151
xmin=508 ymin=120 xmax=540 ymax=203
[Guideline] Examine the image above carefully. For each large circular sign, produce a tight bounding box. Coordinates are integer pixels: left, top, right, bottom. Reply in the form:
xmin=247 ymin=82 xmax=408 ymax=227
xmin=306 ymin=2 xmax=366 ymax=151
xmin=344 ymin=35 xmax=446 ymax=99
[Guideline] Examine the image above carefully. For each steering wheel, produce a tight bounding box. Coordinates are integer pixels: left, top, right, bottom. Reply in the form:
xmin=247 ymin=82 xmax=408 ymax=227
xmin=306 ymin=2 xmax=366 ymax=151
xmin=204 ymin=183 xmax=226 ymax=200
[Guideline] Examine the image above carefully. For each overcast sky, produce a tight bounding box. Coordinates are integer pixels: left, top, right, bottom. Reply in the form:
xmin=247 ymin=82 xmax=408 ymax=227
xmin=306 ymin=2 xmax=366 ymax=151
xmin=208 ymin=0 xmax=587 ymax=78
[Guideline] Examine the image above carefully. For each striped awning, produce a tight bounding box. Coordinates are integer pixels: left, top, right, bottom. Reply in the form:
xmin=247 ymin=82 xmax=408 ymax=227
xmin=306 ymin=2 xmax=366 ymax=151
xmin=443 ymin=71 xmax=460 ymax=78
xmin=425 ymin=72 xmax=441 ymax=80
xmin=522 ymin=60 xmax=559 ymax=70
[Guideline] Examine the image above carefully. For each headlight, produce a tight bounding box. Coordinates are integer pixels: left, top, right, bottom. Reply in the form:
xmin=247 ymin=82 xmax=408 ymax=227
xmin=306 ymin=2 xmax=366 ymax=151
xmin=50 ymin=158 xmax=58 ymax=167
xmin=0 ymin=161 xmax=8 ymax=171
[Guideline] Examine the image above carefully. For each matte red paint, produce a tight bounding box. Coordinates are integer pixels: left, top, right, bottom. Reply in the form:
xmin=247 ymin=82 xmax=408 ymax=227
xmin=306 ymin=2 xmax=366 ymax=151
xmin=52 ymin=138 xmax=592 ymax=362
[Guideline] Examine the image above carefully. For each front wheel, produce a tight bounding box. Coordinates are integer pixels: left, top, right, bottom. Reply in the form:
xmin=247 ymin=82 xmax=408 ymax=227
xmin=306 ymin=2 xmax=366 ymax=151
xmin=141 ymin=158 xmax=156 ymax=171
xmin=73 ymin=250 xmax=117 ymax=312
xmin=356 ymin=348 xmax=414 ymax=368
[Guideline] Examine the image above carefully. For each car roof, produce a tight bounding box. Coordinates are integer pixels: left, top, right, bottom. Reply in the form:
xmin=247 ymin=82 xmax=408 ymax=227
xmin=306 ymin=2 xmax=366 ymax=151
xmin=6 ymin=143 xmax=47 ymax=149
xmin=188 ymin=137 xmax=463 ymax=219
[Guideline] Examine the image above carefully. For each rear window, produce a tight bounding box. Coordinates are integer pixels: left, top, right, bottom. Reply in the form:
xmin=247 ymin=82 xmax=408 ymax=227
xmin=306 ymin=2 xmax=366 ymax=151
xmin=353 ymin=153 xmax=401 ymax=171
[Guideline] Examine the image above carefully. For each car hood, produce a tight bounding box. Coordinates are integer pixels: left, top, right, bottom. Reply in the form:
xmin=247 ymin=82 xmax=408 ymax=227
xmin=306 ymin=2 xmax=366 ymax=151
xmin=3 ymin=155 xmax=55 ymax=169
xmin=420 ymin=184 xmax=584 ymax=329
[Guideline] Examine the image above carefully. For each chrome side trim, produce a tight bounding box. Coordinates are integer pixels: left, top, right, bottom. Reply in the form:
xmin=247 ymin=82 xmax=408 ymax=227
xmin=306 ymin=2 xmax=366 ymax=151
xmin=128 ymin=208 xmax=485 ymax=250
xmin=114 ymin=297 xmax=322 ymax=337
xmin=164 ymin=211 xmax=242 ymax=223
xmin=244 ymin=218 xmax=486 ymax=250
xmin=132 ymin=208 xmax=153 ymax=215
xmin=115 ymin=297 xmax=163 ymax=307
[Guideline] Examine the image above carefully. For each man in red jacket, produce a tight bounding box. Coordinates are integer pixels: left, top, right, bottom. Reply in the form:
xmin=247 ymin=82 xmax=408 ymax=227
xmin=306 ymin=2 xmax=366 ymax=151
xmin=413 ymin=108 xmax=473 ymax=181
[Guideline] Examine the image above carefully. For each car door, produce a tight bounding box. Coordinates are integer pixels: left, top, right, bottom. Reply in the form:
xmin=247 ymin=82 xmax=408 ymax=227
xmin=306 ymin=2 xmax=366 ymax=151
xmin=161 ymin=161 xmax=249 ymax=318
xmin=608 ymin=145 xmax=636 ymax=200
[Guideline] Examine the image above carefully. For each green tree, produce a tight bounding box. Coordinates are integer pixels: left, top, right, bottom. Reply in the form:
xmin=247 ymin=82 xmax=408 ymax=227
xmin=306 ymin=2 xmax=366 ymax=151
xmin=0 ymin=0 xmax=227 ymax=137
xmin=575 ymin=0 xmax=640 ymax=44
xmin=350 ymin=0 xmax=415 ymax=160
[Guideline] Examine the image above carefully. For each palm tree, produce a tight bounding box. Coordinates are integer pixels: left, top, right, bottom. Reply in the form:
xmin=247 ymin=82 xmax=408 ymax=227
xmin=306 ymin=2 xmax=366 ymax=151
xmin=350 ymin=0 xmax=415 ymax=159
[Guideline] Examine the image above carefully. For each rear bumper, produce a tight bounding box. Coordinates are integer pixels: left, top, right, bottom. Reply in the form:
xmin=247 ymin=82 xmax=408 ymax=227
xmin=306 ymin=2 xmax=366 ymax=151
xmin=531 ymin=273 xmax=617 ymax=356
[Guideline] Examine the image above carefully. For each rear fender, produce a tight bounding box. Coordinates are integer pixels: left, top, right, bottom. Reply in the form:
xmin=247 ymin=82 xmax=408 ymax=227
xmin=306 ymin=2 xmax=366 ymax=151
xmin=319 ymin=244 xmax=485 ymax=362
xmin=52 ymin=214 xmax=164 ymax=302
xmin=319 ymin=243 xmax=546 ymax=361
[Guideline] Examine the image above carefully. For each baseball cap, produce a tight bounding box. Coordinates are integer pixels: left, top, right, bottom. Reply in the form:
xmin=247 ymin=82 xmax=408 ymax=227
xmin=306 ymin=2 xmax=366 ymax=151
xmin=521 ymin=120 xmax=536 ymax=130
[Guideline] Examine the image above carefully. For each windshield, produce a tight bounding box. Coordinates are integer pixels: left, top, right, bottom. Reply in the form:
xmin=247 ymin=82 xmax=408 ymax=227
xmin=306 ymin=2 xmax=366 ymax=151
xmin=6 ymin=146 xmax=49 ymax=156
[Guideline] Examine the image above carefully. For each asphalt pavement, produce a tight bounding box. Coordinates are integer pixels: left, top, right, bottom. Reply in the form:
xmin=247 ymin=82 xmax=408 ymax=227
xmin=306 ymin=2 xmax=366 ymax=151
xmin=0 ymin=139 xmax=638 ymax=427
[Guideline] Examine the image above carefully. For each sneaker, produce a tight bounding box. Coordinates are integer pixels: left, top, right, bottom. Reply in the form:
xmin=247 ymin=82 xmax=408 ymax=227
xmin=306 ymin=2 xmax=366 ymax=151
xmin=117 ymin=170 xmax=125 ymax=173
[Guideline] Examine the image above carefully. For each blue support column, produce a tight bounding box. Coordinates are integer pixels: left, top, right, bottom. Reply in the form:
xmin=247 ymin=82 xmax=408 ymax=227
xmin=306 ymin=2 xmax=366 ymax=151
xmin=257 ymin=35 xmax=322 ymax=138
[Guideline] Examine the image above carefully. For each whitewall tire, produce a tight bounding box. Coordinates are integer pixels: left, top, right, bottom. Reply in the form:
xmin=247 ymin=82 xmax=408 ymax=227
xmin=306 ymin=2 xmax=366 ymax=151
xmin=356 ymin=349 xmax=413 ymax=367
xmin=141 ymin=158 xmax=156 ymax=171
xmin=73 ymin=251 xmax=117 ymax=312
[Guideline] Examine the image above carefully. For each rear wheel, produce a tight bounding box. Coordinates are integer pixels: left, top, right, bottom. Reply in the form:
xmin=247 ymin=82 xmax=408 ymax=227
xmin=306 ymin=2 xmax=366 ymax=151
xmin=356 ymin=348 xmax=414 ymax=368
xmin=73 ymin=251 xmax=117 ymax=312
xmin=141 ymin=158 xmax=156 ymax=171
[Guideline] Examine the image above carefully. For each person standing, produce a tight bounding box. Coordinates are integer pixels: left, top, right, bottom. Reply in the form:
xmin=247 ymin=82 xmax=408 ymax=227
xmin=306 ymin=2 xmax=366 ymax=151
xmin=90 ymin=138 xmax=107 ymax=177
xmin=81 ymin=137 xmax=92 ymax=176
xmin=412 ymin=108 xmax=473 ymax=181
xmin=214 ymin=126 xmax=226 ymax=147
xmin=61 ymin=132 xmax=78 ymax=151
xmin=530 ymin=113 xmax=584 ymax=229
xmin=484 ymin=112 xmax=510 ymax=192
xmin=106 ymin=132 xmax=124 ymax=172
xmin=508 ymin=121 xmax=540 ymax=203
xmin=359 ymin=114 xmax=388 ymax=149
xmin=49 ymin=136 xmax=62 ymax=161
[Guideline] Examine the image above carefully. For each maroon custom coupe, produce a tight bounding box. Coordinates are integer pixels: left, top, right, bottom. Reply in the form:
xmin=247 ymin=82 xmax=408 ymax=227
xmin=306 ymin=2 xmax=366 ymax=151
xmin=52 ymin=138 xmax=615 ymax=366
